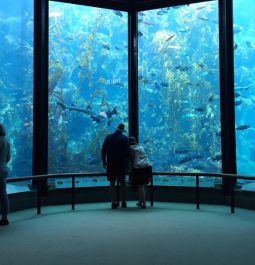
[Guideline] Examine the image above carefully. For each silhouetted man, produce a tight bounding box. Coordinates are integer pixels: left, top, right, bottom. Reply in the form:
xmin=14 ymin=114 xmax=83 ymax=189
xmin=101 ymin=123 xmax=129 ymax=209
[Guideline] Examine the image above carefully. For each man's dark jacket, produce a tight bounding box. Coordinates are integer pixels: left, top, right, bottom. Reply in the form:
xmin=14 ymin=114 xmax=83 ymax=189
xmin=101 ymin=131 xmax=129 ymax=167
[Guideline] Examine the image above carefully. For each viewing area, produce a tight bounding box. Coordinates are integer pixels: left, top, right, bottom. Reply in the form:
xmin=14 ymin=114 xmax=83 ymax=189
xmin=1 ymin=0 xmax=255 ymax=264
xmin=2 ymin=172 xmax=255 ymax=265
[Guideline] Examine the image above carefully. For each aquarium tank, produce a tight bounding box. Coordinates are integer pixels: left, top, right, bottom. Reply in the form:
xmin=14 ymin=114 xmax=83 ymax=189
xmin=138 ymin=1 xmax=221 ymax=187
xmin=0 ymin=0 xmax=33 ymax=184
xmin=48 ymin=1 xmax=128 ymax=187
xmin=234 ymin=0 xmax=255 ymax=190
xmin=2 ymin=0 xmax=255 ymax=192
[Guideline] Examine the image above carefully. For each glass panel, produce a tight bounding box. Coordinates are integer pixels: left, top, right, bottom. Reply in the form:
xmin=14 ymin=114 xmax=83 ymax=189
xmin=234 ymin=0 xmax=255 ymax=191
xmin=0 ymin=0 xmax=33 ymax=193
xmin=138 ymin=2 xmax=221 ymax=186
xmin=48 ymin=2 xmax=128 ymax=188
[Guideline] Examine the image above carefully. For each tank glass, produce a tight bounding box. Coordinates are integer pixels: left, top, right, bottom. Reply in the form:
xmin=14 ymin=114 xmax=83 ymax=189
xmin=48 ymin=1 xmax=128 ymax=187
xmin=0 ymin=0 xmax=33 ymax=193
xmin=234 ymin=0 xmax=255 ymax=190
xmin=138 ymin=1 xmax=221 ymax=186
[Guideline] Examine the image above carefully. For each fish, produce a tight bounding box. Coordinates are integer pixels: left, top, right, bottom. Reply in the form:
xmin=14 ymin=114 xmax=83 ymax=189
xmin=178 ymin=27 xmax=190 ymax=33
xmin=91 ymin=107 xmax=118 ymax=123
xmin=157 ymin=9 xmax=168 ymax=15
xmin=236 ymin=125 xmax=250 ymax=130
xmin=245 ymin=41 xmax=255 ymax=49
xmin=102 ymin=43 xmax=111 ymax=50
xmin=194 ymin=107 xmax=205 ymax=112
xmin=113 ymin=10 xmax=123 ymax=17
xmin=178 ymin=155 xmax=203 ymax=164
xmin=144 ymin=88 xmax=154 ymax=94
xmin=138 ymin=18 xmax=144 ymax=23
xmin=197 ymin=62 xmax=204 ymax=68
xmin=234 ymin=92 xmax=241 ymax=98
xmin=216 ymin=131 xmax=221 ymax=137
xmin=234 ymin=43 xmax=238 ymax=50
xmin=138 ymin=31 xmax=143 ymax=37
xmin=147 ymin=103 xmax=156 ymax=108
xmin=208 ymin=94 xmax=215 ymax=102
xmin=208 ymin=68 xmax=218 ymax=74
xmin=198 ymin=16 xmax=209 ymax=21
xmin=175 ymin=65 xmax=190 ymax=71
xmin=154 ymin=81 xmax=160 ymax=90
xmin=235 ymin=83 xmax=254 ymax=90
xmin=179 ymin=157 xmax=192 ymax=164
xmin=141 ymin=21 xmax=154 ymax=26
xmin=182 ymin=113 xmax=197 ymax=119
xmin=233 ymin=24 xmax=243 ymax=34
xmin=159 ymin=82 xmax=169 ymax=87
xmin=57 ymin=102 xmax=95 ymax=115
xmin=167 ymin=45 xmax=182 ymax=50
xmin=196 ymin=5 xmax=207 ymax=10
xmin=175 ymin=149 xmax=189 ymax=154
xmin=165 ymin=34 xmax=175 ymax=41
xmin=200 ymin=72 xmax=209 ymax=77
xmin=143 ymin=79 xmax=154 ymax=85
xmin=212 ymin=154 xmax=222 ymax=161
xmin=234 ymin=100 xmax=242 ymax=106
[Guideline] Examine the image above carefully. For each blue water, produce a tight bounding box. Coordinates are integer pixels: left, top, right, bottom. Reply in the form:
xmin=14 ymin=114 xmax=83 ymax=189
xmin=1 ymin=0 xmax=255 ymax=190
xmin=139 ymin=2 xmax=220 ymax=181
xmin=0 ymin=0 xmax=33 ymax=177
xmin=234 ymin=0 xmax=255 ymax=176
xmin=48 ymin=2 xmax=128 ymax=174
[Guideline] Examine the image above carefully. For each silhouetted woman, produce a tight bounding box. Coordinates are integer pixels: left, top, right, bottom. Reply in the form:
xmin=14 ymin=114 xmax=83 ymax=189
xmin=0 ymin=124 xmax=11 ymax=225
xmin=129 ymin=137 xmax=152 ymax=209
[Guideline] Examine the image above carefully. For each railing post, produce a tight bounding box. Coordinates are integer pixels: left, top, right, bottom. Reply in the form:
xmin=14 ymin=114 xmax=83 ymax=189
xmin=37 ymin=177 xmax=42 ymax=215
xmin=117 ymin=179 xmax=120 ymax=206
xmin=230 ymin=177 xmax=235 ymax=213
xmin=72 ymin=176 xmax=75 ymax=210
xmin=150 ymin=174 xmax=154 ymax=207
xmin=196 ymin=175 xmax=200 ymax=209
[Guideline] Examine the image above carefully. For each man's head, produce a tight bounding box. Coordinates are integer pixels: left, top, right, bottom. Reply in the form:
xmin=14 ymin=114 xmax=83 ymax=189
xmin=116 ymin=123 xmax=125 ymax=132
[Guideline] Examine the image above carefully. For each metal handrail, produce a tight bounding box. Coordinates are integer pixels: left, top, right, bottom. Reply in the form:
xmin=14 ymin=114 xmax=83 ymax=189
xmin=6 ymin=172 xmax=255 ymax=214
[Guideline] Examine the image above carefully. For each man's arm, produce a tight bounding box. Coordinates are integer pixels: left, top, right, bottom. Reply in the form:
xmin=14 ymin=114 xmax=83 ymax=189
xmin=101 ymin=137 xmax=107 ymax=169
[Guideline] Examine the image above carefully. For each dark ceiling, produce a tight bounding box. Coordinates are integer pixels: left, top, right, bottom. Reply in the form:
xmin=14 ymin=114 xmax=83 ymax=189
xmin=56 ymin=0 xmax=208 ymax=11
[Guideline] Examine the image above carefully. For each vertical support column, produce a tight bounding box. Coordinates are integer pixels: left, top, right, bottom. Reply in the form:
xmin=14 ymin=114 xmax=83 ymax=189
xmin=150 ymin=174 xmax=154 ymax=207
xmin=33 ymin=0 xmax=49 ymax=193
xmin=219 ymin=0 xmax=236 ymax=195
xmin=128 ymin=5 xmax=138 ymax=140
xmin=196 ymin=175 xmax=200 ymax=209
xmin=72 ymin=176 xmax=75 ymax=210
xmin=230 ymin=176 xmax=235 ymax=213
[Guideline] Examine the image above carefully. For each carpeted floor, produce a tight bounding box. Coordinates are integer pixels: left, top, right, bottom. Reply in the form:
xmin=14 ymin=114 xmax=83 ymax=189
xmin=1 ymin=202 xmax=255 ymax=265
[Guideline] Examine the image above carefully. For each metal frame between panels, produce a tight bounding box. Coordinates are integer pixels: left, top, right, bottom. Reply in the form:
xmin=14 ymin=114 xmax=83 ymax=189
xmin=128 ymin=2 xmax=138 ymax=140
xmin=33 ymin=0 xmax=49 ymax=192
xmin=218 ymin=0 xmax=237 ymax=192
xmin=50 ymin=0 xmax=130 ymax=11
xmin=33 ymin=0 xmax=236 ymax=194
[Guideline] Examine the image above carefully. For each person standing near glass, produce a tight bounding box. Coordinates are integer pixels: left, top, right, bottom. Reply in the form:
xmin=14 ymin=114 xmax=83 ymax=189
xmin=129 ymin=136 xmax=152 ymax=209
xmin=101 ymin=123 xmax=130 ymax=209
xmin=0 ymin=124 xmax=11 ymax=225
